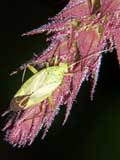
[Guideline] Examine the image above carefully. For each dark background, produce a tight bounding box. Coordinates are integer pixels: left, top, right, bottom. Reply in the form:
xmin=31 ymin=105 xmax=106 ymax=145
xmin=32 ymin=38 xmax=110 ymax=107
xmin=0 ymin=0 xmax=120 ymax=160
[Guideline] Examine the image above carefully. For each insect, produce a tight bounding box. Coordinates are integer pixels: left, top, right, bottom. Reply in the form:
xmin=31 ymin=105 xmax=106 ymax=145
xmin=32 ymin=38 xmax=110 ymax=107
xmin=10 ymin=45 xmax=111 ymax=112
xmin=10 ymin=62 xmax=69 ymax=111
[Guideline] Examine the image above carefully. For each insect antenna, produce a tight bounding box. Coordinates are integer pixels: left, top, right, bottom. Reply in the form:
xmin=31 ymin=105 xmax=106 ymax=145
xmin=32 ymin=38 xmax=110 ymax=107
xmin=68 ymin=46 xmax=116 ymax=69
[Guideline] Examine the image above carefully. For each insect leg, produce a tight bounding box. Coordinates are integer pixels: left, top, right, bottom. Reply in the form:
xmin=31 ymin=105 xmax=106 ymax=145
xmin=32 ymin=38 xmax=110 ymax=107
xmin=53 ymin=55 xmax=58 ymax=65
xmin=21 ymin=64 xmax=38 ymax=82
xmin=22 ymin=66 xmax=27 ymax=82
xmin=48 ymin=95 xmax=54 ymax=109
xmin=27 ymin=64 xmax=38 ymax=74
xmin=45 ymin=62 xmax=49 ymax=68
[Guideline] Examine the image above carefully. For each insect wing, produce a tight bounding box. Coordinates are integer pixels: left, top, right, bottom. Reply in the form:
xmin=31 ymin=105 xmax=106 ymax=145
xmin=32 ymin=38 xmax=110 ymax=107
xmin=13 ymin=63 xmax=68 ymax=110
xmin=24 ymin=65 xmax=64 ymax=108
xmin=24 ymin=81 xmax=61 ymax=108
xmin=15 ymin=68 xmax=48 ymax=97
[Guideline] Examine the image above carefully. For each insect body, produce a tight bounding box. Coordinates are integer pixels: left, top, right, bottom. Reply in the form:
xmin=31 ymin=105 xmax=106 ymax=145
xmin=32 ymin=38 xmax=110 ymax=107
xmin=10 ymin=63 xmax=68 ymax=111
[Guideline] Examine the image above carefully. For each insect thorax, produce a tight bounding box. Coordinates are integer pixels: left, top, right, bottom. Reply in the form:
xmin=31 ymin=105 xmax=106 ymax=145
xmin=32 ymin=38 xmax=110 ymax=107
xmin=59 ymin=62 xmax=68 ymax=73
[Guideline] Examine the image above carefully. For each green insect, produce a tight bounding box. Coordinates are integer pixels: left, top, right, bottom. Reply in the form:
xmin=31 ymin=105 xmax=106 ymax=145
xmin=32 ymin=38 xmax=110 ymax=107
xmin=10 ymin=62 xmax=69 ymax=111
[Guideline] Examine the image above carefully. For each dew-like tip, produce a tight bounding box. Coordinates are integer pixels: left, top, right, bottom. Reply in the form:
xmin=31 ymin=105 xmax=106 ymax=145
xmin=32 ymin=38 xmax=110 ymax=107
xmin=21 ymin=33 xmax=26 ymax=37
xmin=10 ymin=70 xmax=18 ymax=76
xmin=1 ymin=110 xmax=10 ymax=117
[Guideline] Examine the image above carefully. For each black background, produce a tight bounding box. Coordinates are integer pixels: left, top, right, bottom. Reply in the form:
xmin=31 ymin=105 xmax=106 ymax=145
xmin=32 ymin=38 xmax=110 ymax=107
xmin=0 ymin=0 xmax=120 ymax=160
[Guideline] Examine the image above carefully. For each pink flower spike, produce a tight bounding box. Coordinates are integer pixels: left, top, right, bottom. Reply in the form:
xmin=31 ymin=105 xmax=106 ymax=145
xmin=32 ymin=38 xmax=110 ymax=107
xmin=2 ymin=0 xmax=120 ymax=147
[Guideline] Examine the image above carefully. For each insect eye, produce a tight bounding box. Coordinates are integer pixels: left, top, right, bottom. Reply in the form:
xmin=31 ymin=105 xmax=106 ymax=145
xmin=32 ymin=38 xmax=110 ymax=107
xmin=16 ymin=97 xmax=22 ymax=103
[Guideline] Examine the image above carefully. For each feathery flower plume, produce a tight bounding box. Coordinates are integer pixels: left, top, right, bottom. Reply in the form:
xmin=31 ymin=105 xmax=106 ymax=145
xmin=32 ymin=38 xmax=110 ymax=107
xmin=2 ymin=0 xmax=120 ymax=147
